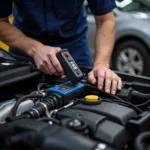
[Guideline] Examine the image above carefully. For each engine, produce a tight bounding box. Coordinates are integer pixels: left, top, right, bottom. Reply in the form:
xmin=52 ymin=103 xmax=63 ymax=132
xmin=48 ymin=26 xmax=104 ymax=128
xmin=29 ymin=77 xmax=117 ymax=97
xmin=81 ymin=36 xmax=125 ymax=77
xmin=1 ymin=67 xmax=150 ymax=150
xmin=0 ymin=49 xmax=150 ymax=150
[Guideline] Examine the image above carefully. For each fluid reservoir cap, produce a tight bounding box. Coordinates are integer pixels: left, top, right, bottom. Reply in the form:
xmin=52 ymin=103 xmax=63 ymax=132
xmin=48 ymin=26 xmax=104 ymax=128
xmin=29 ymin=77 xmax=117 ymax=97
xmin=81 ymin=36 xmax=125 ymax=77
xmin=85 ymin=95 xmax=99 ymax=102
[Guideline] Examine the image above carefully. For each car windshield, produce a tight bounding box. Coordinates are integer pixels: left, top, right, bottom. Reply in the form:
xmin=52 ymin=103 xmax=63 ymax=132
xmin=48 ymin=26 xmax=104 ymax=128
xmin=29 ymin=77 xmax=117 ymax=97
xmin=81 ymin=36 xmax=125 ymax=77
xmin=116 ymin=0 xmax=150 ymax=12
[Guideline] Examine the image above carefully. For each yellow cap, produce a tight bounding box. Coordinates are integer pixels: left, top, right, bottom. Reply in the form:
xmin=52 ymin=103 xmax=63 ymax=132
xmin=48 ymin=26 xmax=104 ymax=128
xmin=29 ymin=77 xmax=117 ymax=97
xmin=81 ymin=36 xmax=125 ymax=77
xmin=85 ymin=95 xmax=99 ymax=102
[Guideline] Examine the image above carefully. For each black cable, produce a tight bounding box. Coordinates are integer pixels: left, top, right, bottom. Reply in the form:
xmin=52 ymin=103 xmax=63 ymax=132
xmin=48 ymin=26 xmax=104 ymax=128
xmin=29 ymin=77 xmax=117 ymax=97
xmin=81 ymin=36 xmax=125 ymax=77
xmin=102 ymin=99 xmax=118 ymax=104
xmin=37 ymin=83 xmax=52 ymax=94
xmin=132 ymin=91 xmax=150 ymax=105
xmin=135 ymin=132 xmax=150 ymax=150
xmin=131 ymin=91 xmax=150 ymax=108
xmin=108 ymin=92 xmax=124 ymax=101
xmin=0 ymin=57 xmax=34 ymax=66
xmin=135 ymin=98 xmax=150 ymax=107
xmin=85 ymin=84 xmax=143 ymax=113
xmin=112 ymin=99 xmax=142 ymax=113
xmin=132 ymin=91 xmax=150 ymax=98
xmin=102 ymin=98 xmax=142 ymax=113
xmin=12 ymin=94 xmax=43 ymax=117
xmin=37 ymin=117 xmax=60 ymax=124
xmin=85 ymin=84 xmax=124 ymax=101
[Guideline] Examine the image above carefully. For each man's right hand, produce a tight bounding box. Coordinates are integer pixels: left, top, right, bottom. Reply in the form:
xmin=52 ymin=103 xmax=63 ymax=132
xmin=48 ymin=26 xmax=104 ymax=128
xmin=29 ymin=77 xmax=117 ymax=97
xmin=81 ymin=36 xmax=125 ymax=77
xmin=31 ymin=45 xmax=64 ymax=76
xmin=0 ymin=18 xmax=64 ymax=76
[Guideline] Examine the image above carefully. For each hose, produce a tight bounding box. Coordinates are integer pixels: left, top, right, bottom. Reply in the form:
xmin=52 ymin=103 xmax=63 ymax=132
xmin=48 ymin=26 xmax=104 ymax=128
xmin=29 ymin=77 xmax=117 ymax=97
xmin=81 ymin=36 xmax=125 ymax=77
xmin=11 ymin=94 xmax=43 ymax=117
xmin=132 ymin=91 xmax=150 ymax=99
xmin=135 ymin=132 xmax=150 ymax=150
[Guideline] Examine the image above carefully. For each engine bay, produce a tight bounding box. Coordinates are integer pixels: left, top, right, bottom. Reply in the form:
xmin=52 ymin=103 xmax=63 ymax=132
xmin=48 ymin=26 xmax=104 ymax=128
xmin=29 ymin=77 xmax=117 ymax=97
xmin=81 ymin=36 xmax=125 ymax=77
xmin=0 ymin=50 xmax=150 ymax=150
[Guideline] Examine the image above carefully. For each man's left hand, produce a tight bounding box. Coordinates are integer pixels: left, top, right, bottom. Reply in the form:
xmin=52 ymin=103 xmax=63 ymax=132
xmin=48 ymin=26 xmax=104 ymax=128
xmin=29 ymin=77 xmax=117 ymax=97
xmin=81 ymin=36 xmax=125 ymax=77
xmin=88 ymin=64 xmax=122 ymax=94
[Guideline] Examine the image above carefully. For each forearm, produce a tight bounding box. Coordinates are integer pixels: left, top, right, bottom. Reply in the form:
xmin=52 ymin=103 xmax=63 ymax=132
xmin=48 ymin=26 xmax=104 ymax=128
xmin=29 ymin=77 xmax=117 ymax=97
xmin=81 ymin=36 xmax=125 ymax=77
xmin=0 ymin=19 xmax=43 ymax=57
xmin=94 ymin=14 xmax=115 ymax=68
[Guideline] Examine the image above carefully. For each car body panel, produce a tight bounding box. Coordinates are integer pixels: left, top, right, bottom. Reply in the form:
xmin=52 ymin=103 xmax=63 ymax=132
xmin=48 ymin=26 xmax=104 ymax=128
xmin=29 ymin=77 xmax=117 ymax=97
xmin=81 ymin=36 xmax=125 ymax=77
xmin=87 ymin=7 xmax=150 ymax=54
xmin=115 ymin=10 xmax=150 ymax=49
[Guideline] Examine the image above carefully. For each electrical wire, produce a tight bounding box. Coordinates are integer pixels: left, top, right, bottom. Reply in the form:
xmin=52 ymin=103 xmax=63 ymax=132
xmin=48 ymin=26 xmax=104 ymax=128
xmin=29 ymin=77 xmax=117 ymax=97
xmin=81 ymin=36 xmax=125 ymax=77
xmin=102 ymin=99 xmax=118 ymax=104
xmin=131 ymin=91 xmax=150 ymax=108
xmin=37 ymin=83 xmax=52 ymax=95
xmin=135 ymin=98 xmax=150 ymax=108
xmin=112 ymin=99 xmax=142 ymax=113
xmin=85 ymin=84 xmax=124 ymax=101
xmin=11 ymin=94 xmax=43 ymax=117
xmin=102 ymin=98 xmax=142 ymax=113
xmin=85 ymin=84 xmax=142 ymax=113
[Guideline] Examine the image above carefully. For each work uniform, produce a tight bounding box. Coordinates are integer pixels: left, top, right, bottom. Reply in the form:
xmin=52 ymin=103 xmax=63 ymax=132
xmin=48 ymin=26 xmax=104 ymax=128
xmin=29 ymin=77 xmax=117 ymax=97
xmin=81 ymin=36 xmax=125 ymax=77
xmin=0 ymin=0 xmax=116 ymax=67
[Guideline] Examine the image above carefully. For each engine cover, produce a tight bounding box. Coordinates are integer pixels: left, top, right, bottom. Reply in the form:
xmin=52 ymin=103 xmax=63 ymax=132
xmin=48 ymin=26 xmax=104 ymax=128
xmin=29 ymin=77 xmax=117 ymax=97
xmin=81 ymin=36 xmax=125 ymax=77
xmin=56 ymin=100 xmax=138 ymax=148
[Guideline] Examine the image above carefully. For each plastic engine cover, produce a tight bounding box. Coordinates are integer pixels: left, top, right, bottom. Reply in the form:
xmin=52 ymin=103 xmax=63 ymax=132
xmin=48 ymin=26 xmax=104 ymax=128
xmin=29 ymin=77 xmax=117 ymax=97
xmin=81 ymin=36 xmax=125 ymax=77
xmin=56 ymin=101 xmax=138 ymax=149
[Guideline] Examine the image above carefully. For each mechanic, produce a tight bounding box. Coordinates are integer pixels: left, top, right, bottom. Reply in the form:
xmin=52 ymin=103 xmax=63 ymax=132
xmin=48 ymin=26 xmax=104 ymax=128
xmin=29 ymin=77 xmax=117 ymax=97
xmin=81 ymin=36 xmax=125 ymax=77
xmin=0 ymin=0 xmax=122 ymax=94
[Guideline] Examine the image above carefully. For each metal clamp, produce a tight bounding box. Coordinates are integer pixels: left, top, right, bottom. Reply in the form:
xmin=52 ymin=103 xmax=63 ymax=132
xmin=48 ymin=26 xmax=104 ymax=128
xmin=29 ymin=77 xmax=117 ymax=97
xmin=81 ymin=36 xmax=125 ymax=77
xmin=40 ymin=102 xmax=51 ymax=117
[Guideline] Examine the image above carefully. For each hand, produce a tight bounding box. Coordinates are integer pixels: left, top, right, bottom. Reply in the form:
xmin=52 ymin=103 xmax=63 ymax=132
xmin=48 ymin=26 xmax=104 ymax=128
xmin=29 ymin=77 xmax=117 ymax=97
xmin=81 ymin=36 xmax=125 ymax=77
xmin=32 ymin=45 xmax=64 ymax=76
xmin=88 ymin=64 xmax=122 ymax=94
